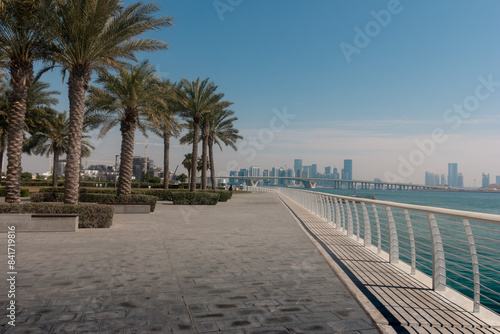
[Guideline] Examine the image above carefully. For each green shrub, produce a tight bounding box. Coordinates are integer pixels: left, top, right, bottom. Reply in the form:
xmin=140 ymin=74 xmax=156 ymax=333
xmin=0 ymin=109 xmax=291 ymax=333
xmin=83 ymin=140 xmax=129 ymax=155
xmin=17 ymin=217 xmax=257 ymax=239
xmin=79 ymin=188 xmax=116 ymax=194
xmin=0 ymin=188 xmax=30 ymax=197
xmin=0 ymin=203 xmax=114 ymax=228
xmin=133 ymin=189 xmax=173 ymax=201
xmin=31 ymin=192 xmax=157 ymax=212
xmin=171 ymin=192 xmax=219 ymax=205
xmin=79 ymin=193 xmax=156 ymax=212
xmin=30 ymin=192 xmax=64 ymax=202
xmin=38 ymin=187 xmax=64 ymax=193
xmin=213 ymin=190 xmax=232 ymax=202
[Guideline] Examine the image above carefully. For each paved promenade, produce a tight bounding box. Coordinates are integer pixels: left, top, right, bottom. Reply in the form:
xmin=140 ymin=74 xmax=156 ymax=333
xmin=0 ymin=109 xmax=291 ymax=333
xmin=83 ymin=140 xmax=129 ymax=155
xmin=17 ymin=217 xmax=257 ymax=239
xmin=0 ymin=192 xmax=378 ymax=333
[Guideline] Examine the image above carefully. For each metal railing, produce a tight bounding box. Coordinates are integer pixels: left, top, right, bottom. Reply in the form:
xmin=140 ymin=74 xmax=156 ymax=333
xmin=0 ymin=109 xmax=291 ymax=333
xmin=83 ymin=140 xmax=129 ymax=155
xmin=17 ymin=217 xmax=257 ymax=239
xmin=248 ymin=186 xmax=500 ymax=314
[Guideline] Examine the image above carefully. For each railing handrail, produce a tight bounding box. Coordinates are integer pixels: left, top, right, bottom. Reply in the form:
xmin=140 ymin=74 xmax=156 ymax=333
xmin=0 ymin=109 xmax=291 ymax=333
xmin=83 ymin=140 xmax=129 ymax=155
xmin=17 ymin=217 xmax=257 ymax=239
xmin=283 ymin=188 xmax=500 ymax=226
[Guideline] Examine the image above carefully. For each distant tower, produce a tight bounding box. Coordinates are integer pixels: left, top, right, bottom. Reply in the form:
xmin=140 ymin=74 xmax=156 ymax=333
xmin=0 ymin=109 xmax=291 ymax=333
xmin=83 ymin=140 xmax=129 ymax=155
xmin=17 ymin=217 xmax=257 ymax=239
xmin=482 ymin=173 xmax=490 ymax=188
xmin=311 ymin=164 xmax=317 ymax=178
xmin=294 ymin=159 xmax=302 ymax=177
xmin=448 ymin=163 xmax=458 ymax=187
xmin=343 ymin=159 xmax=353 ymax=180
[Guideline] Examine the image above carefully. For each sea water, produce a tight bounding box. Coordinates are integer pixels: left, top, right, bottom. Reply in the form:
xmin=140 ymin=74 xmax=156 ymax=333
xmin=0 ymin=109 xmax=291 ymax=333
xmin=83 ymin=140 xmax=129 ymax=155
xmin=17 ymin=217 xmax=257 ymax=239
xmin=306 ymin=187 xmax=500 ymax=314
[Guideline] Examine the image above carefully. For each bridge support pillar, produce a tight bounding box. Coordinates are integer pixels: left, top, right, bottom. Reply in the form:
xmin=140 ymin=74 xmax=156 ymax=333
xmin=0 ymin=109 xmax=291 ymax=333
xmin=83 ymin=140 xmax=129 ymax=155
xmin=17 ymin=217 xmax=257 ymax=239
xmin=250 ymin=180 xmax=259 ymax=187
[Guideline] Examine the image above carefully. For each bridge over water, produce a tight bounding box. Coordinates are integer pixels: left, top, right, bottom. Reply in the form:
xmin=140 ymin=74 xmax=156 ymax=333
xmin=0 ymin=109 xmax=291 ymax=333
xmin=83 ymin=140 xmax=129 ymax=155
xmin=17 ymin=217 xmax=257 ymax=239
xmin=232 ymin=176 xmax=445 ymax=190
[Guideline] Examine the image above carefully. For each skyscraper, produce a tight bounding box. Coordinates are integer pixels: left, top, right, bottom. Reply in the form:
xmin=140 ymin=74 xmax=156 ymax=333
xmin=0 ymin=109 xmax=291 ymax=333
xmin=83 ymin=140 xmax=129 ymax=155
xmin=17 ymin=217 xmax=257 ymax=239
xmin=448 ymin=163 xmax=458 ymax=187
xmin=249 ymin=166 xmax=260 ymax=177
xmin=343 ymin=159 xmax=353 ymax=180
xmin=294 ymin=159 xmax=302 ymax=177
xmin=482 ymin=173 xmax=490 ymax=188
xmin=496 ymin=176 xmax=500 ymax=184
xmin=458 ymin=173 xmax=464 ymax=188
xmin=325 ymin=166 xmax=331 ymax=175
xmin=311 ymin=164 xmax=317 ymax=178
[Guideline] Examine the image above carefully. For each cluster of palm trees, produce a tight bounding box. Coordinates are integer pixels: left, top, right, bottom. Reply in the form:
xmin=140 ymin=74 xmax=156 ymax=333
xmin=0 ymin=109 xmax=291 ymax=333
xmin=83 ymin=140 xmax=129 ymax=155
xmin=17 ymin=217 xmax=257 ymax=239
xmin=86 ymin=64 xmax=242 ymax=194
xmin=0 ymin=0 xmax=242 ymax=204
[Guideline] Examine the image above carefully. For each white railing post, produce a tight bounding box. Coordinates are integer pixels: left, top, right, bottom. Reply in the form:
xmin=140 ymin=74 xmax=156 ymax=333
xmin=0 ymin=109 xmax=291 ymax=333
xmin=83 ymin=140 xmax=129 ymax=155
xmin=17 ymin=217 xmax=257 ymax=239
xmin=403 ymin=209 xmax=416 ymax=275
xmin=427 ymin=213 xmax=446 ymax=291
xmin=361 ymin=203 xmax=371 ymax=247
xmin=372 ymin=204 xmax=382 ymax=254
xmin=385 ymin=207 xmax=399 ymax=264
xmin=340 ymin=199 xmax=346 ymax=231
xmin=352 ymin=201 xmax=360 ymax=241
xmin=334 ymin=198 xmax=341 ymax=229
xmin=462 ymin=219 xmax=480 ymax=313
xmin=345 ymin=200 xmax=354 ymax=237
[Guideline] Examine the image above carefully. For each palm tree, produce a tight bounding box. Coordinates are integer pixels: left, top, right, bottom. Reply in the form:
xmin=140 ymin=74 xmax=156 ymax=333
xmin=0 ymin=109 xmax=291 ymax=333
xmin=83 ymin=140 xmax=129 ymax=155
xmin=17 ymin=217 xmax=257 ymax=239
xmin=149 ymin=79 xmax=181 ymax=189
xmin=181 ymin=153 xmax=193 ymax=190
xmin=208 ymin=109 xmax=242 ymax=190
xmin=200 ymin=99 xmax=232 ymax=190
xmin=0 ymin=78 xmax=59 ymax=183
xmin=24 ymin=110 xmax=94 ymax=188
xmin=86 ymin=61 xmax=165 ymax=196
xmin=0 ymin=0 xmax=56 ymax=203
xmin=51 ymin=0 xmax=172 ymax=204
xmin=177 ymin=78 xmax=224 ymax=192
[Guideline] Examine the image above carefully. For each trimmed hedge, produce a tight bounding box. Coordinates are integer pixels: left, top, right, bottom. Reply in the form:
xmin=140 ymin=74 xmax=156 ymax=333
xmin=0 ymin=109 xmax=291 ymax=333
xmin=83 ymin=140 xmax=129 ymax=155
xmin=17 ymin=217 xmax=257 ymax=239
xmin=80 ymin=193 xmax=157 ymax=212
xmin=213 ymin=190 xmax=232 ymax=202
xmin=0 ymin=203 xmax=114 ymax=228
xmin=0 ymin=188 xmax=30 ymax=197
xmin=31 ymin=192 xmax=157 ymax=212
xmin=171 ymin=192 xmax=219 ymax=205
xmin=133 ymin=189 xmax=173 ymax=201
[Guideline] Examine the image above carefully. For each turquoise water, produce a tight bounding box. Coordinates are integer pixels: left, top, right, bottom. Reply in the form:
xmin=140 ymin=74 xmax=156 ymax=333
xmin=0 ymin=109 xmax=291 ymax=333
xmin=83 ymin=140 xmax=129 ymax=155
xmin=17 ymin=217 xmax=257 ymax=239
xmin=314 ymin=188 xmax=500 ymax=215
xmin=300 ymin=187 xmax=500 ymax=313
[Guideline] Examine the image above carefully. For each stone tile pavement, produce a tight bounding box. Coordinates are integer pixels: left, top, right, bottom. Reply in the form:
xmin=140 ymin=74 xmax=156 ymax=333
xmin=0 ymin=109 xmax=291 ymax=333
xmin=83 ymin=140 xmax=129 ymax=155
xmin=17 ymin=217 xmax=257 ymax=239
xmin=0 ymin=192 xmax=378 ymax=333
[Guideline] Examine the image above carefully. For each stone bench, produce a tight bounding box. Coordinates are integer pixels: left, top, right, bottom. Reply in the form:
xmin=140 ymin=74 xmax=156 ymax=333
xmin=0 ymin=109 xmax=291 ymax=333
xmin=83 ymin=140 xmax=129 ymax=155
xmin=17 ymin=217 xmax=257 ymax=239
xmin=97 ymin=202 xmax=150 ymax=214
xmin=0 ymin=214 xmax=79 ymax=232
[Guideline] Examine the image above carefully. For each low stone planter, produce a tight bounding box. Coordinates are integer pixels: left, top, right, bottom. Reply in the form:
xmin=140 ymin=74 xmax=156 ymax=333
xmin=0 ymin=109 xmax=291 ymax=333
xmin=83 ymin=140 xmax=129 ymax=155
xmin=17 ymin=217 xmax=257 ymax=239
xmin=97 ymin=203 xmax=150 ymax=214
xmin=0 ymin=214 xmax=79 ymax=232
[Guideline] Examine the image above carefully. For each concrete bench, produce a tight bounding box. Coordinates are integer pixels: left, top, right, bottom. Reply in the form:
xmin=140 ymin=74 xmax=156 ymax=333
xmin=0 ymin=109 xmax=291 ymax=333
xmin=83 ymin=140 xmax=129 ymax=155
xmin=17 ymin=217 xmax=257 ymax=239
xmin=0 ymin=214 xmax=79 ymax=232
xmin=97 ymin=203 xmax=150 ymax=214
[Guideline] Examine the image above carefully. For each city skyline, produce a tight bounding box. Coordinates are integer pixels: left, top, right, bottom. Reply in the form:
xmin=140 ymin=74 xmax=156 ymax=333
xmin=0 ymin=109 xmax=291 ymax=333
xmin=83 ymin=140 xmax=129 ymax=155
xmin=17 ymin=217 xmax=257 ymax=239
xmin=20 ymin=1 xmax=500 ymax=187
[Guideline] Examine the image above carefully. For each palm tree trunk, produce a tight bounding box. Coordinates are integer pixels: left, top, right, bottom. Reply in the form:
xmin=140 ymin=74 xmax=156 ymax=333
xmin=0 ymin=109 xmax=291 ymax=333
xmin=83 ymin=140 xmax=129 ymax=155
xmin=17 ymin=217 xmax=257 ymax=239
xmin=163 ymin=131 xmax=170 ymax=189
xmin=117 ymin=111 xmax=137 ymax=196
xmin=0 ymin=131 xmax=6 ymax=186
xmin=52 ymin=150 xmax=60 ymax=188
xmin=190 ymin=120 xmax=200 ymax=192
xmin=209 ymin=138 xmax=216 ymax=190
xmin=64 ymin=68 xmax=91 ymax=204
xmin=5 ymin=61 xmax=32 ymax=203
xmin=201 ymin=118 xmax=209 ymax=190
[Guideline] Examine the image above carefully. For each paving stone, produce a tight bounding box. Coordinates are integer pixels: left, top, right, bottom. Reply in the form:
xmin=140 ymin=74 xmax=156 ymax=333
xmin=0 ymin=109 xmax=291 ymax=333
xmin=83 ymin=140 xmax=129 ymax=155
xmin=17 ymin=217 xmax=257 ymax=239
xmin=326 ymin=318 xmax=376 ymax=332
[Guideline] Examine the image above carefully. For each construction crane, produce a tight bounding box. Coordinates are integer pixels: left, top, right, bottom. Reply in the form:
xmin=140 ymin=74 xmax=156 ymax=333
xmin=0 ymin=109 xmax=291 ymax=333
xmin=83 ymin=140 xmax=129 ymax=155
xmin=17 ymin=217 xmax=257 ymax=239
xmin=134 ymin=139 xmax=163 ymax=175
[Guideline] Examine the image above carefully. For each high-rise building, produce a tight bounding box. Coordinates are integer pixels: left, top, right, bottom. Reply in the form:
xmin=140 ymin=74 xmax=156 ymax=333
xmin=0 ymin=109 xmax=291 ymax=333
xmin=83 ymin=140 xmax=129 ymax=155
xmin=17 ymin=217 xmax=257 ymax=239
xmin=302 ymin=166 xmax=310 ymax=178
xmin=238 ymin=168 xmax=248 ymax=185
xmin=249 ymin=166 xmax=260 ymax=177
xmin=441 ymin=174 xmax=446 ymax=186
xmin=343 ymin=159 xmax=353 ymax=180
xmin=325 ymin=166 xmax=331 ymax=175
xmin=448 ymin=163 xmax=458 ymax=187
xmin=482 ymin=173 xmax=490 ymax=188
xmin=311 ymin=164 xmax=317 ymax=178
xmin=332 ymin=167 xmax=339 ymax=179
xmin=294 ymin=159 xmax=302 ymax=177
xmin=344 ymin=159 xmax=352 ymax=180
xmin=458 ymin=173 xmax=464 ymax=188
xmin=229 ymin=170 xmax=237 ymax=185
xmin=496 ymin=175 xmax=500 ymax=184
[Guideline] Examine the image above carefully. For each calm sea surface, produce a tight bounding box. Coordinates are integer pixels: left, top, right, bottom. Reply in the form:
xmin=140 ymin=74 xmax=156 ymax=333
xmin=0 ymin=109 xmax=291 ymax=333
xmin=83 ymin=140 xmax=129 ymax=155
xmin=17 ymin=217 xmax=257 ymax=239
xmin=294 ymin=187 xmax=500 ymax=313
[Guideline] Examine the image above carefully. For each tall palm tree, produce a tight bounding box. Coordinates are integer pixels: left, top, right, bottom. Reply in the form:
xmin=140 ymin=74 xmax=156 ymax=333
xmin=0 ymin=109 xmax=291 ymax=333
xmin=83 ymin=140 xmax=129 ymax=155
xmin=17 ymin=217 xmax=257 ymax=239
xmin=86 ymin=61 xmax=165 ymax=196
xmin=149 ymin=79 xmax=181 ymax=189
xmin=24 ymin=110 xmax=94 ymax=188
xmin=208 ymin=109 xmax=242 ymax=190
xmin=178 ymin=78 xmax=224 ymax=192
xmin=51 ymin=0 xmax=172 ymax=204
xmin=0 ymin=0 xmax=56 ymax=203
xmin=199 ymin=99 xmax=232 ymax=190
xmin=0 ymin=78 xmax=59 ymax=182
xmin=181 ymin=153 xmax=192 ymax=190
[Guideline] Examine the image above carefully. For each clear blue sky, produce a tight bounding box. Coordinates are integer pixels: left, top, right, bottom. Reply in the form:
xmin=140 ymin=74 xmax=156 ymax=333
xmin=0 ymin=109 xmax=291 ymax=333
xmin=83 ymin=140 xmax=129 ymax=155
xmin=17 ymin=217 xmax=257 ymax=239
xmin=26 ymin=0 xmax=500 ymax=186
